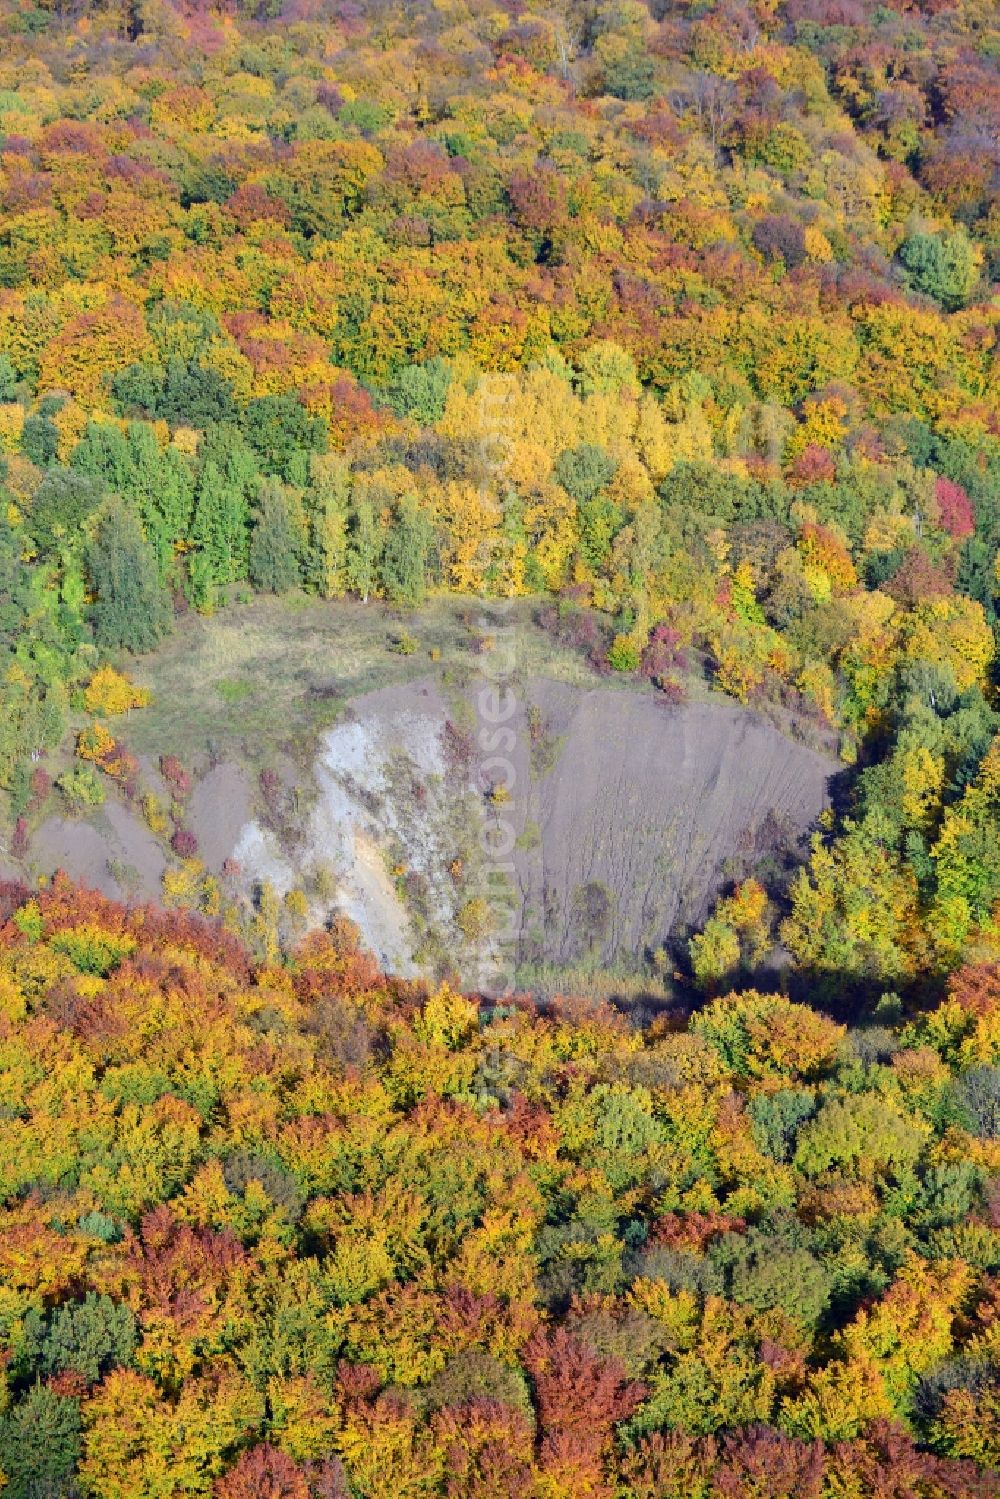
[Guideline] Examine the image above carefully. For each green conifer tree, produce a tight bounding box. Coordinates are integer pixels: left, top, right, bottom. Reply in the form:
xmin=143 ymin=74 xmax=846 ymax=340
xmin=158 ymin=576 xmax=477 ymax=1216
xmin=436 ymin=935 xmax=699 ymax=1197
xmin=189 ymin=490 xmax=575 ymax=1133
xmin=85 ymin=498 xmax=171 ymax=653
xmin=249 ymin=479 xmax=301 ymax=594
xmin=189 ymin=460 xmax=248 ymax=607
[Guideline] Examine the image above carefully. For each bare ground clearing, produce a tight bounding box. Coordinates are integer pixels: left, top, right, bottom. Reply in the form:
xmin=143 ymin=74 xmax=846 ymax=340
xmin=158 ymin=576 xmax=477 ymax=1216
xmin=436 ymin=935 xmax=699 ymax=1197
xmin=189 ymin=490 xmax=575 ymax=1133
xmin=21 ymin=598 xmax=838 ymax=990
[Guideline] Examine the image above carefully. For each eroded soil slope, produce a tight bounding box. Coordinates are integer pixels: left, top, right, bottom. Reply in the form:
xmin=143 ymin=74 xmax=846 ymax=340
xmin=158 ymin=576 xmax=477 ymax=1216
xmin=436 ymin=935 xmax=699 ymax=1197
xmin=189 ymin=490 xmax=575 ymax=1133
xmin=230 ymin=677 xmax=837 ymax=986
xmin=513 ymin=682 xmax=835 ymax=972
xmin=17 ymin=673 xmax=837 ymax=989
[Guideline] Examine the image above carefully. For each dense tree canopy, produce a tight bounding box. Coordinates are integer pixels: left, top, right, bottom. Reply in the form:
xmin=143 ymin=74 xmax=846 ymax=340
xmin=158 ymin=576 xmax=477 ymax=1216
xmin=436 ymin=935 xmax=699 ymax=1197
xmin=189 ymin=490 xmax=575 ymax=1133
xmin=0 ymin=878 xmax=995 ymax=1495
xmin=0 ymin=0 xmax=998 ymax=815
xmin=0 ymin=0 xmax=1000 ymax=1483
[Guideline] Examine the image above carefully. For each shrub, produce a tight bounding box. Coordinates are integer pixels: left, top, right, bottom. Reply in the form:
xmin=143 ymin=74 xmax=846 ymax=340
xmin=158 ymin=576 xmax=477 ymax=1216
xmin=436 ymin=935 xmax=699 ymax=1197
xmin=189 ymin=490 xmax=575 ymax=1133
xmin=655 ymin=677 xmax=688 ymax=705
xmin=57 ymin=766 xmax=106 ymax=810
xmin=457 ymin=897 xmax=495 ymax=942
xmin=142 ymin=793 xmax=169 ymax=836
xmin=259 ymin=767 xmax=283 ymax=810
xmin=641 ymin=625 xmax=686 ymax=680
xmin=10 ymin=815 xmax=28 ymax=860
xmin=29 ymin=767 xmax=52 ymax=807
xmin=159 ymin=755 xmax=191 ymax=798
xmin=84 ymin=666 xmax=151 ymax=717
xmin=171 ymin=828 xmax=199 ymax=858
xmin=535 ymin=600 xmax=611 ymax=668
xmin=608 ymin=636 xmax=640 ymax=672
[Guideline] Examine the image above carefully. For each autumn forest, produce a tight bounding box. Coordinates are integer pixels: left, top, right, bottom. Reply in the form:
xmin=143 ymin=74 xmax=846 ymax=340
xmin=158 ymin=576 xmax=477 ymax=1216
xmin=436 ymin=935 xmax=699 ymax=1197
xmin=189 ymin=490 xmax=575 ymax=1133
xmin=2 ymin=0 xmax=1000 ymax=1491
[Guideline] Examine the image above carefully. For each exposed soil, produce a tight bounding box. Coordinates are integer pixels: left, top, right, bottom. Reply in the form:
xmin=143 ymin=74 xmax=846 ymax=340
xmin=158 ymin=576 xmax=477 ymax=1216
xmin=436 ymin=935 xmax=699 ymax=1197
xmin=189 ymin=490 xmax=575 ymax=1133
xmin=20 ymin=663 xmax=838 ymax=987
xmin=188 ymin=763 xmax=254 ymax=873
xmin=227 ymin=676 xmax=838 ymax=989
xmin=511 ymin=682 xmax=834 ymax=972
xmin=29 ymin=801 xmax=166 ymax=903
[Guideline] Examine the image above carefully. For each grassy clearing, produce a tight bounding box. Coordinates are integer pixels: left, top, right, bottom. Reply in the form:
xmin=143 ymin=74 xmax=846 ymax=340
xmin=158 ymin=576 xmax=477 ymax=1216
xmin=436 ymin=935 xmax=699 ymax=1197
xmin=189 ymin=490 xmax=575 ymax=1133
xmin=126 ymin=594 xmax=456 ymax=768
xmin=123 ymin=592 xmax=634 ymax=771
xmin=216 ymin=679 xmax=255 ymax=705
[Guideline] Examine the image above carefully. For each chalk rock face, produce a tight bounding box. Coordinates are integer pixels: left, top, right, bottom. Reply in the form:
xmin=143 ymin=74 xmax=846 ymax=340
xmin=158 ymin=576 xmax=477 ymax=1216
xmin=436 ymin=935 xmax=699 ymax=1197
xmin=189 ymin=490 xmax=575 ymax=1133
xmin=233 ymin=680 xmax=459 ymax=980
